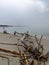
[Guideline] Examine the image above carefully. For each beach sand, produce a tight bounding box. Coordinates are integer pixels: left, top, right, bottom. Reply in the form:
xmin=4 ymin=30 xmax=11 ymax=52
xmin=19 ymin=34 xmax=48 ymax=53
xmin=0 ymin=33 xmax=49 ymax=65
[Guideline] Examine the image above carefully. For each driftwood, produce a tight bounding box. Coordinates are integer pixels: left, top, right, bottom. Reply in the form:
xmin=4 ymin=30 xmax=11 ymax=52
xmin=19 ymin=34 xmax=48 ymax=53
xmin=0 ymin=47 xmax=48 ymax=65
xmin=17 ymin=47 xmax=29 ymax=65
xmin=35 ymin=35 xmax=43 ymax=53
xmin=0 ymin=48 xmax=32 ymax=58
xmin=0 ymin=48 xmax=20 ymax=55
xmin=0 ymin=33 xmax=48 ymax=65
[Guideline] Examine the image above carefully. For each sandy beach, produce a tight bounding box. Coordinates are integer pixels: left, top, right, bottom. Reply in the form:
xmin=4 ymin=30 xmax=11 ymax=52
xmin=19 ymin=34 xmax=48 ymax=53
xmin=0 ymin=32 xmax=49 ymax=65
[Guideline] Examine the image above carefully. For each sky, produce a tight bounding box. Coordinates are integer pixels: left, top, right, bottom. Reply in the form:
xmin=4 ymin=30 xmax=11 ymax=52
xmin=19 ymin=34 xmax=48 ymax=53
xmin=0 ymin=0 xmax=49 ymax=33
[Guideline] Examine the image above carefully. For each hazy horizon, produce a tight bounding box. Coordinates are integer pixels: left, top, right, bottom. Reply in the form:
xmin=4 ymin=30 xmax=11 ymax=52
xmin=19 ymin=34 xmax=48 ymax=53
xmin=0 ymin=0 xmax=49 ymax=36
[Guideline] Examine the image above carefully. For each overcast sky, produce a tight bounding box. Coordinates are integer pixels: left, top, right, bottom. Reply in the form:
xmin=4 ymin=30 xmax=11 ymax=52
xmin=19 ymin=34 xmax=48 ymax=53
xmin=0 ymin=0 xmax=49 ymax=29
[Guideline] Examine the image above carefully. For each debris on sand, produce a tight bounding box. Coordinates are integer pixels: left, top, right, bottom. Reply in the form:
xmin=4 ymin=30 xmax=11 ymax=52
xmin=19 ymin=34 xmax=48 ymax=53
xmin=0 ymin=32 xmax=49 ymax=65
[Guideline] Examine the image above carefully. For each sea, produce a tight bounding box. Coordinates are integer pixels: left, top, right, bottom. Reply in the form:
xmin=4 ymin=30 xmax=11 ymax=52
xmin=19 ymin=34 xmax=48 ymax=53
xmin=0 ymin=26 xmax=49 ymax=38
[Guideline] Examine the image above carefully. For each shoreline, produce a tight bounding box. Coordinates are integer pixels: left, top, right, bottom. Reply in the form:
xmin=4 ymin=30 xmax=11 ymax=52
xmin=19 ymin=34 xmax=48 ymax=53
xmin=0 ymin=32 xmax=49 ymax=65
xmin=0 ymin=31 xmax=49 ymax=39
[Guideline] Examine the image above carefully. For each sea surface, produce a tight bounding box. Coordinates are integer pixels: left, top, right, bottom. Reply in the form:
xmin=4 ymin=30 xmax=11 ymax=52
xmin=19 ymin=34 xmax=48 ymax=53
xmin=0 ymin=26 xmax=49 ymax=37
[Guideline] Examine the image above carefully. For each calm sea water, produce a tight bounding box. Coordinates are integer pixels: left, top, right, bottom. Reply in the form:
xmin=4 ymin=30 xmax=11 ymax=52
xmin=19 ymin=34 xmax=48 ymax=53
xmin=0 ymin=26 xmax=49 ymax=37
